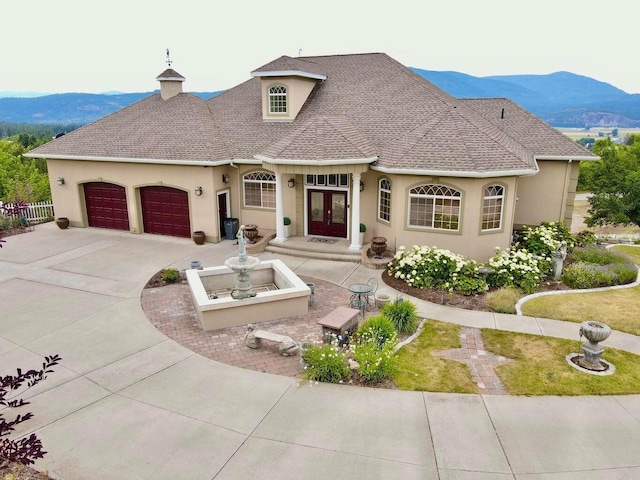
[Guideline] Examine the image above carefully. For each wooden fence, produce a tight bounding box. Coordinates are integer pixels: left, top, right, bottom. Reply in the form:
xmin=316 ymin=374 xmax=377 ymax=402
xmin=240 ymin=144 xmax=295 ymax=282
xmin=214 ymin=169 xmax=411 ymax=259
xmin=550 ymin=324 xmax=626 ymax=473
xmin=1 ymin=201 xmax=55 ymax=225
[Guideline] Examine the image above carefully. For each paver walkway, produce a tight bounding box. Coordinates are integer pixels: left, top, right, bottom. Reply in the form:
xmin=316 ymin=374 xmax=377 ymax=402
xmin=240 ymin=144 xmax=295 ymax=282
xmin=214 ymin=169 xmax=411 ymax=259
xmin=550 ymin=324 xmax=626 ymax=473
xmin=433 ymin=326 xmax=513 ymax=395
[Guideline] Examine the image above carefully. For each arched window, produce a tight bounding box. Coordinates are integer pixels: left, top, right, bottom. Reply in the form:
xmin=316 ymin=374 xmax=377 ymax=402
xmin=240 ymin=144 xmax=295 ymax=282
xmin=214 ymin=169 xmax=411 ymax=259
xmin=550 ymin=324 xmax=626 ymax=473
xmin=408 ymin=184 xmax=461 ymax=230
xmin=268 ymin=85 xmax=287 ymax=114
xmin=243 ymin=171 xmax=276 ymax=208
xmin=378 ymin=178 xmax=391 ymax=222
xmin=481 ymin=184 xmax=504 ymax=231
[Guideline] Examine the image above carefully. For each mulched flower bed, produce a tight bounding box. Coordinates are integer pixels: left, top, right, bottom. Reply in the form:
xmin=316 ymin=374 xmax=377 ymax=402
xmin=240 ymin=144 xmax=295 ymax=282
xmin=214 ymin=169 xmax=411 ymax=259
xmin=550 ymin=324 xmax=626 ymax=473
xmin=381 ymin=268 xmax=571 ymax=312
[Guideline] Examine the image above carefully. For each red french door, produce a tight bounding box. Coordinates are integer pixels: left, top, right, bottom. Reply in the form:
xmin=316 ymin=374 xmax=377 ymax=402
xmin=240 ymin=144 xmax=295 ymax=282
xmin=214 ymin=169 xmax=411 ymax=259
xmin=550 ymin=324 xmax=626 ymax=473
xmin=308 ymin=190 xmax=348 ymax=237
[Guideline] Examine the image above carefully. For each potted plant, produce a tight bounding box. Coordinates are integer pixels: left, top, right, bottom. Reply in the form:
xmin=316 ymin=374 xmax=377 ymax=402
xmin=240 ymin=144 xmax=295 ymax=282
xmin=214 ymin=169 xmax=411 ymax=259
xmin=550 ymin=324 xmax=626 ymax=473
xmin=283 ymin=217 xmax=291 ymax=238
xmin=359 ymin=223 xmax=366 ymax=244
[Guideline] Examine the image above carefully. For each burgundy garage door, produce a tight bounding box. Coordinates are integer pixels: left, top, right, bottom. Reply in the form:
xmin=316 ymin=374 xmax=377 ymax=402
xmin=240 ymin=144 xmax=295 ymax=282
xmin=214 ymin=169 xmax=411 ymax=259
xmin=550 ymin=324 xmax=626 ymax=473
xmin=140 ymin=186 xmax=190 ymax=238
xmin=84 ymin=182 xmax=130 ymax=230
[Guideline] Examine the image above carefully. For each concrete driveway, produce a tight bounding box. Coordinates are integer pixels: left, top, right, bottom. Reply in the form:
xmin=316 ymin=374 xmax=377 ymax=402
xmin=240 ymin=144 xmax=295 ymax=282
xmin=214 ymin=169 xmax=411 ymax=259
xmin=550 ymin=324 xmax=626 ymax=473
xmin=1 ymin=224 xmax=640 ymax=479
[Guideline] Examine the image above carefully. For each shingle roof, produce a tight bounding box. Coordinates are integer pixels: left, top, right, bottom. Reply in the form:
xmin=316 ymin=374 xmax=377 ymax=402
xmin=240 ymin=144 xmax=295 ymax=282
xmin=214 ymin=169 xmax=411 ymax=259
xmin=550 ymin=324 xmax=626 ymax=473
xmin=460 ymin=98 xmax=598 ymax=160
xmin=29 ymin=53 xmax=590 ymax=175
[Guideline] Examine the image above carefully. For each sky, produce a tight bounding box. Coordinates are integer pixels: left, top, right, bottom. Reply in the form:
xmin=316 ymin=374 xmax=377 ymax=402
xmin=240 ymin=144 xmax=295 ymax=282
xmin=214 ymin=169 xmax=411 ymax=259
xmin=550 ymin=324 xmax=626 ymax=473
xmin=2 ymin=0 xmax=639 ymax=95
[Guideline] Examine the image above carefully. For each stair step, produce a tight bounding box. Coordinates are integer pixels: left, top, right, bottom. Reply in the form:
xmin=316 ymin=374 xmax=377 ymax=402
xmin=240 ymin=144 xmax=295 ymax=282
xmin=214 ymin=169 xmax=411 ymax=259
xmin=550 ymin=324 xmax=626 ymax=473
xmin=264 ymin=244 xmax=361 ymax=262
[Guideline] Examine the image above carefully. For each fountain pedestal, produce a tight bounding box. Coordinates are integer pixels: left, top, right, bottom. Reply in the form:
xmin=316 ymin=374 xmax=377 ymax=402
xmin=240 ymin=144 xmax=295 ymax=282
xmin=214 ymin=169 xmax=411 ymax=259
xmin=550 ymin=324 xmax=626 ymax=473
xmin=577 ymin=321 xmax=612 ymax=371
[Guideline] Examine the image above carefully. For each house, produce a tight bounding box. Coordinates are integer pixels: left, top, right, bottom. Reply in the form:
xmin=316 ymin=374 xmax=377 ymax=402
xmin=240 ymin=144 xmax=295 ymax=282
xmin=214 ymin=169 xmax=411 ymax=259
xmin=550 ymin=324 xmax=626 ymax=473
xmin=27 ymin=53 xmax=598 ymax=261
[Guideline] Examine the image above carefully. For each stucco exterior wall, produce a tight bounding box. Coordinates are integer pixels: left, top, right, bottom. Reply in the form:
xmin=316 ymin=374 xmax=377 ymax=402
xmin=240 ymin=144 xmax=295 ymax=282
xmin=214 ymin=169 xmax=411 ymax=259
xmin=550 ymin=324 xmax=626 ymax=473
xmin=514 ymin=160 xmax=573 ymax=229
xmin=362 ymin=172 xmax=518 ymax=262
xmin=46 ymin=159 xmax=226 ymax=242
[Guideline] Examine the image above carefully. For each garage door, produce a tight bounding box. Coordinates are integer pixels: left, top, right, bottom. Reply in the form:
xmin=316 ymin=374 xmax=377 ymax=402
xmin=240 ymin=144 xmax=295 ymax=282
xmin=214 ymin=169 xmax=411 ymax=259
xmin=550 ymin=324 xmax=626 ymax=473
xmin=140 ymin=186 xmax=190 ymax=238
xmin=84 ymin=182 xmax=130 ymax=230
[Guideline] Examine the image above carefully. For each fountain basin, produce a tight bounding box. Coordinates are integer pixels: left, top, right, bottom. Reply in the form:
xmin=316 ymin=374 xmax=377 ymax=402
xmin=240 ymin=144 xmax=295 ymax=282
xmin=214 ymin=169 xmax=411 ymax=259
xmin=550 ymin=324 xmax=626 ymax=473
xmin=186 ymin=259 xmax=310 ymax=330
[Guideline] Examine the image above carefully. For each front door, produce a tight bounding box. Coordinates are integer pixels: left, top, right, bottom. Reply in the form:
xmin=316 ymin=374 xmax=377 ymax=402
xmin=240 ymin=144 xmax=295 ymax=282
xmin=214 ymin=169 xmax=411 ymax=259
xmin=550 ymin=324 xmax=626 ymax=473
xmin=308 ymin=190 xmax=348 ymax=237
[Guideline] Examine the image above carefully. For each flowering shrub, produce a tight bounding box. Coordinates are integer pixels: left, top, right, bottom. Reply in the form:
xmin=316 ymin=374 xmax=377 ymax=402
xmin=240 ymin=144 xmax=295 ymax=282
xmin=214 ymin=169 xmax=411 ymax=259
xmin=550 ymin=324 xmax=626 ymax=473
xmin=518 ymin=222 xmax=574 ymax=257
xmin=301 ymin=343 xmax=350 ymax=383
xmin=562 ymin=246 xmax=638 ymax=289
xmin=388 ymin=245 xmax=487 ymax=296
xmin=487 ymin=247 xmax=542 ymax=294
xmin=357 ymin=315 xmax=397 ymax=348
xmin=353 ymin=336 xmax=397 ymax=383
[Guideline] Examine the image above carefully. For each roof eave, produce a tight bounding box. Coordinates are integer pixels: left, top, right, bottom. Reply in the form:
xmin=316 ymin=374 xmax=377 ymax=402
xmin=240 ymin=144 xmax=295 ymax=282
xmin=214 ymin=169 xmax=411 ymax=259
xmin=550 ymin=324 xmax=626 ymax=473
xmin=534 ymin=155 xmax=600 ymax=161
xmin=371 ymin=165 xmax=539 ymax=178
xmin=255 ymin=155 xmax=377 ymax=166
xmin=24 ymin=153 xmax=231 ymax=167
xmin=250 ymin=70 xmax=327 ymax=81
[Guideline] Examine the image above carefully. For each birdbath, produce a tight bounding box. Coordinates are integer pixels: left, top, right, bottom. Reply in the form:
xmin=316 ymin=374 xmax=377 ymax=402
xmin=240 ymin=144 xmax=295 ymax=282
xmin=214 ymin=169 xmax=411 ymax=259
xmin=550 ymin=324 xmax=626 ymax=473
xmin=577 ymin=321 xmax=612 ymax=371
xmin=224 ymin=225 xmax=260 ymax=291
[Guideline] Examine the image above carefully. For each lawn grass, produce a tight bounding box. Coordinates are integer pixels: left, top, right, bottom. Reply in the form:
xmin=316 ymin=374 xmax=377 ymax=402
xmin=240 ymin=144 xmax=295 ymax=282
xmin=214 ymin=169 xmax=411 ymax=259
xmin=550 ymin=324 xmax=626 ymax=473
xmin=393 ymin=320 xmax=478 ymax=393
xmin=520 ymin=245 xmax=640 ymax=335
xmin=481 ymin=329 xmax=640 ymax=395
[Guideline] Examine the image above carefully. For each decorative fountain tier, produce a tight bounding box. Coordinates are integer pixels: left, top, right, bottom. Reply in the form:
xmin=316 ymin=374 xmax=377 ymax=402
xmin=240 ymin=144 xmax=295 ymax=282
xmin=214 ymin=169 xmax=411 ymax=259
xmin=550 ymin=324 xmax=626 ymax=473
xmin=224 ymin=225 xmax=260 ymax=291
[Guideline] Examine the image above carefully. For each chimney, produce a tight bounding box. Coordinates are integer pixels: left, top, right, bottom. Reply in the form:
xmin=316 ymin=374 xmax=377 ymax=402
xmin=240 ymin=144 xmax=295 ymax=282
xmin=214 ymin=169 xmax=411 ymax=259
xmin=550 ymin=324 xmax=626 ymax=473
xmin=155 ymin=68 xmax=185 ymax=100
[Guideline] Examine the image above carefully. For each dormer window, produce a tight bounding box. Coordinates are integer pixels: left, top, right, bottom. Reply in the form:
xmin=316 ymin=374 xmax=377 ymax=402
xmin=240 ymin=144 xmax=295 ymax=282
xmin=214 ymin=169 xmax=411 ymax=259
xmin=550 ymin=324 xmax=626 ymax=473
xmin=269 ymin=85 xmax=287 ymax=114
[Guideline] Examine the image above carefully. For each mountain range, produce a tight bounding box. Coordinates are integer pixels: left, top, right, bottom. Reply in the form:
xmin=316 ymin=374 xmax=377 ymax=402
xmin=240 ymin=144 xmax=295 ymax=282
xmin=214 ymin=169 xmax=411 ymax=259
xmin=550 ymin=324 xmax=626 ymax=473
xmin=1 ymin=69 xmax=638 ymax=127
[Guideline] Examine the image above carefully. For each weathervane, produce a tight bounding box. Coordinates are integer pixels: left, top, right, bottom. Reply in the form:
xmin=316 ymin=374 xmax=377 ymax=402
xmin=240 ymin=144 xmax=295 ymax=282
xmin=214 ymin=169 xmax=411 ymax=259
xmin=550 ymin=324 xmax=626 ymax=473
xmin=166 ymin=48 xmax=172 ymax=67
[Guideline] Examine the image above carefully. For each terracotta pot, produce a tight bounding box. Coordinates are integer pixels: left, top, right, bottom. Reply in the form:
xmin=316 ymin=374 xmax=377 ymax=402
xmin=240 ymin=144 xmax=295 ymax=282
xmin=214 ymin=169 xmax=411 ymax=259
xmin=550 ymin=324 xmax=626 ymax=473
xmin=244 ymin=224 xmax=259 ymax=243
xmin=370 ymin=236 xmax=387 ymax=256
xmin=192 ymin=231 xmax=206 ymax=245
xmin=55 ymin=217 xmax=69 ymax=229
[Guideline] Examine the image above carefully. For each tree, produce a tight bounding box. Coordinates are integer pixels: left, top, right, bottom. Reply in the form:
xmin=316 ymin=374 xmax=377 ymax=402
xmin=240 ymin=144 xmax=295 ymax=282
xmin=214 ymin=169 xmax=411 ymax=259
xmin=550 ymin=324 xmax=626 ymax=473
xmin=586 ymin=137 xmax=640 ymax=228
xmin=1 ymin=355 xmax=61 ymax=468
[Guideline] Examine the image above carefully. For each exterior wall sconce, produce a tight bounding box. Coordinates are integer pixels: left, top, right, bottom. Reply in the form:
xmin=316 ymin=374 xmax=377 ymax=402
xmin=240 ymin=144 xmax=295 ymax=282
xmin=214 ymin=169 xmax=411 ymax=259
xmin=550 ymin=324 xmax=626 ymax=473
xmin=56 ymin=177 xmax=65 ymax=186
xmin=222 ymin=174 xmax=230 ymax=183
xmin=287 ymin=178 xmax=295 ymax=188
xmin=359 ymin=181 xmax=364 ymax=192
xmin=195 ymin=186 xmax=203 ymax=196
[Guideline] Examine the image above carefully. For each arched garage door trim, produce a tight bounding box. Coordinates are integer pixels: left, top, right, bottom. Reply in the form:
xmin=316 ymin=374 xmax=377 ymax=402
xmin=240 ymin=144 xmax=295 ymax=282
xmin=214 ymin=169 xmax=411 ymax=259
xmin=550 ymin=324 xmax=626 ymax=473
xmin=140 ymin=186 xmax=191 ymax=238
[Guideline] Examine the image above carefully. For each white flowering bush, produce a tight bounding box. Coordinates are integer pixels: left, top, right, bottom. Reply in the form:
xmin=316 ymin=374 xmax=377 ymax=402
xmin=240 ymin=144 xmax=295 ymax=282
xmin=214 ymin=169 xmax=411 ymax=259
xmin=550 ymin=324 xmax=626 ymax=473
xmin=487 ymin=247 xmax=542 ymax=294
xmin=353 ymin=335 xmax=397 ymax=383
xmin=387 ymin=245 xmax=487 ymax=295
xmin=301 ymin=343 xmax=350 ymax=383
xmin=518 ymin=222 xmax=574 ymax=256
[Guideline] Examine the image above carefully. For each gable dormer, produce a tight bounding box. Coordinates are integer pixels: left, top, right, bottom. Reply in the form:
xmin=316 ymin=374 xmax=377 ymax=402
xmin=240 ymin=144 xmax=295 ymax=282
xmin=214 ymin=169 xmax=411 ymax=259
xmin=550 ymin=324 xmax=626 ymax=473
xmin=250 ymin=57 xmax=327 ymax=122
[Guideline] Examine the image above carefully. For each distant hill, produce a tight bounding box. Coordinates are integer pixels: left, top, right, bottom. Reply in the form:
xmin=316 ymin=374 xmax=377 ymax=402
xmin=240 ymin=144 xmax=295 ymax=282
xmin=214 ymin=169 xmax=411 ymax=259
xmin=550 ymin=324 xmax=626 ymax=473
xmin=411 ymin=69 xmax=640 ymax=127
xmin=1 ymin=70 xmax=639 ymax=127
xmin=0 ymin=91 xmax=220 ymax=125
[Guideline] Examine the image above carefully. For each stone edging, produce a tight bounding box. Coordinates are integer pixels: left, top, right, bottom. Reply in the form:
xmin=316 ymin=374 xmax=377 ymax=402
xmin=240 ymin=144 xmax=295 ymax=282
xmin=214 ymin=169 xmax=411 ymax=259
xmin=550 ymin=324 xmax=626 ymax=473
xmin=516 ymin=244 xmax=640 ymax=315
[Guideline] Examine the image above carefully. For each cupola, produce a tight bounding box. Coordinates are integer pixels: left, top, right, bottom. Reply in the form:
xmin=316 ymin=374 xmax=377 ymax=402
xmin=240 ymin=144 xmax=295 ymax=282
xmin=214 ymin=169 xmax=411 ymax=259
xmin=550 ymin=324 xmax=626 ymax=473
xmin=156 ymin=68 xmax=185 ymax=100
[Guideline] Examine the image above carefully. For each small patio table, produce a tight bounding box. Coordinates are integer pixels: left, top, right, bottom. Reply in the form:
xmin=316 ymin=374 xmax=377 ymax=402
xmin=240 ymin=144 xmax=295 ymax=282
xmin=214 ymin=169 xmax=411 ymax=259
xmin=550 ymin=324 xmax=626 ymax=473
xmin=348 ymin=282 xmax=372 ymax=318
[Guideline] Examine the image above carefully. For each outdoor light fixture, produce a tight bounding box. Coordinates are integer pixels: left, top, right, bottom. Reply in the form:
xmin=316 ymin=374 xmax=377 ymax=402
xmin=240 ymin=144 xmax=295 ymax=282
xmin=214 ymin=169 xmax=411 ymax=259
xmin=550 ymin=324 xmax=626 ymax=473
xmin=359 ymin=181 xmax=364 ymax=192
xmin=195 ymin=186 xmax=203 ymax=196
xmin=222 ymin=174 xmax=230 ymax=183
xmin=56 ymin=177 xmax=65 ymax=186
xmin=288 ymin=178 xmax=295 ymax=188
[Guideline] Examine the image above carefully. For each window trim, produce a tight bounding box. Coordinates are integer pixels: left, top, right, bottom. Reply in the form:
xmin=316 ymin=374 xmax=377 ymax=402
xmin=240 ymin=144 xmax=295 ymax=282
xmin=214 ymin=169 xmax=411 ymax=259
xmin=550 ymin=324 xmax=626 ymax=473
xmin=480 ymin=183 xmax=505 ymax=232
xmin=377 ymin=177 xmax=392 ymax=223
xmin=242 ymin=170 xmax=276 ymax=209
xmin=407 ymin=183 xmax=462 ymax=232
xmin=268 ymin=84 xmax=288 ymax=115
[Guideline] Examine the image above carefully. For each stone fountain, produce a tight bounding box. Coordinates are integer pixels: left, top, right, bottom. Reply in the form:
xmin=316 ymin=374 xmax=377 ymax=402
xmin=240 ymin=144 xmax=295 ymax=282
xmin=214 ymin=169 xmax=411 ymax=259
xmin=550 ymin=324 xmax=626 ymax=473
xmin=224 ymin=225 xmax=260 ymax=292
xmin=186 ymin=225 xmax=310 ymax=331
xmin=567 ymin=320 xmax=615 ymax=375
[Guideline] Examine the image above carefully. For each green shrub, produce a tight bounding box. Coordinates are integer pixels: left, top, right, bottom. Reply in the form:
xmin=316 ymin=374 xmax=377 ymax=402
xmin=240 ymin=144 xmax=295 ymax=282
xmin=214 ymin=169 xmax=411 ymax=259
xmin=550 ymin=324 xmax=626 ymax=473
xmin=301 ymin=344 xmax=350 ymax=383
xmin=487 ymin=248 xmax=542 ymax=294
xmin=357 ymin=315 xmax=397 ymax=348
xmin=486 ymin=287 xmax=522 ymax=314
xmin=161 ymin=268 xmax=180 ymax=284
xmin=562 ymin=262 xmax=637 ymax=289
xmin=518 ymin=221 xmax=575 ymax=256
xmin=353 ymin=337 xmax=397 ymax=383
xmin=570 ymin=246 xmax=630 ymax=266
xmin=381 ymin=299 xmax=419 ymax=334
xmin=388 ymin=245 xmax=487 ymax=295
xmin=574 ymin=230 xmax=598 ymax=247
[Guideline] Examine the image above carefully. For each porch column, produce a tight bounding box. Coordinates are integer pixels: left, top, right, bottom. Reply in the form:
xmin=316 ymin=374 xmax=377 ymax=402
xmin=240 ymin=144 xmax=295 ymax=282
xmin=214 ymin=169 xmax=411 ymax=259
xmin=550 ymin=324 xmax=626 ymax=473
xmin=274 ymin=172 xmax=286 ymax=242
xmin=349 ymin=172 xmax=362 ymax=250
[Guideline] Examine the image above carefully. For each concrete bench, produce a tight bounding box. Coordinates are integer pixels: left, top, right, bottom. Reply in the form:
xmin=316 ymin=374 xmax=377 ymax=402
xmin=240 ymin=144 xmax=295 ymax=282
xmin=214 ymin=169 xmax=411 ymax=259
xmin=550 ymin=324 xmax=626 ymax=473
xmin=317 ymin=306 xmax=360 ymax=343
xmin=244 ymin=324 xmax=299 ymax=356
